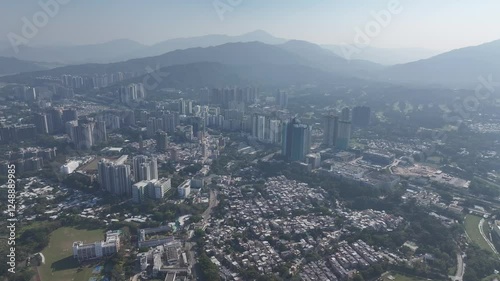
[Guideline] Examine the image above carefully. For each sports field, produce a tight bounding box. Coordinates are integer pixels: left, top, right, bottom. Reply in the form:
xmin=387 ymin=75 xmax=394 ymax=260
xmin=464 ymin=214 xmax=495 ymax=253
xmin=39 ymin=227 xmax=105 ymax=281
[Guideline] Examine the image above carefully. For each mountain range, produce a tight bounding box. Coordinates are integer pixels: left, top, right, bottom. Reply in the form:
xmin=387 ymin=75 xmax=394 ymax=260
xmin=0 ymin=30 xmax=286 ymax=64
xmin=0 ymin=57 xmax=50 ymax=76
xmin=0 ymin=39 xmax=145 ymax=65
xmin=1 ymin=31 xmax=500 ymax=89
xmin=0 ymin=30 xmax=438 ymax=65
xmin=323 ymin=45 xmax=442 ymax=65
xmin=382 ymin=39 xmax=500 ymax=88
xmin=0 ymin=40 xmax=382 ymax=79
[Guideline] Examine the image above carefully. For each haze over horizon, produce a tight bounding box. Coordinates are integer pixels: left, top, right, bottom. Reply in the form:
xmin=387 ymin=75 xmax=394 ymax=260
xmin=2 ymin=2 xmax=500 ymax=281
xmin=2 ymin=0 xmax=500 ymax=52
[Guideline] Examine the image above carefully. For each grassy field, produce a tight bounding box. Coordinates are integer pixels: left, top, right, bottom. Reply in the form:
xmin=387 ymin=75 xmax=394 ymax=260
xmin=39 ymin=227 xmax=105 ymax=281
xmin=464 ymin=214 xmax=495 ymax=253
xmin=381 ymin=272 xmax=432 ymax=281
xmin=483 ymin=274 xmax=500 ymax=281
xmin=447 ymin=265 xmax=457 ymax=276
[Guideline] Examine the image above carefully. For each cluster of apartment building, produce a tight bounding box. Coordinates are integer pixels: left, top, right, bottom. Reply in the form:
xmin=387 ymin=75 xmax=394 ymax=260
xmin=132 ymin=178 xmax=172 ymax=203
xmin=4 ymin=147 xmax=57 ymax=162
xmin=62 ymin=72 xmax=138 ymax=89
xmin=97 ymin=154 xmax=176 ymax=202
xmin=118 ymin=83 xmax=146 ymax=104
xmin=1 ymin=156 xmax=44 ymax=174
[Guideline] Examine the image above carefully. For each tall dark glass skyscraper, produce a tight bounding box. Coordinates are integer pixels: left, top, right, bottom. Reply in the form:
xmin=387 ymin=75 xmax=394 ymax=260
xmin=337 ymin=107 xmax=352 ymax=150
xmin=323 ymin=113 xmax=339 ymax=147
xmin=352 ymin=106 xmax=371 ymax=127
xmin=281 ymin=118 xmax=311 ymax=162
xmin=275 ymin=90 xmax=288 ymax=109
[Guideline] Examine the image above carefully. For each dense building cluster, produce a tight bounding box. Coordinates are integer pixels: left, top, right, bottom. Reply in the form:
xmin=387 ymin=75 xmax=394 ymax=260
xmin=341 ymin=209 xmax=403 ymax=231
xmin=202 ymin=176 xmax=404 ymax=280
xmin=300 ymin=240 xmax=402 ymax=281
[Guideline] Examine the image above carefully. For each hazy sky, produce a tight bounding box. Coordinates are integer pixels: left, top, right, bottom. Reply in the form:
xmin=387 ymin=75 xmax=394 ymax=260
xmin=2 ymin=0 xmax=500 ymax=51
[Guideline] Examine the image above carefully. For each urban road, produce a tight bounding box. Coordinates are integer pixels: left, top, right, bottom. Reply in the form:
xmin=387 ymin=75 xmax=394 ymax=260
xmin=479 ymin=218 xmax=498 ymax=255
xmin=449 ymin=252 xmax=465 ymax=281
xmin=186 ymin=185 xmax=219 ymax=281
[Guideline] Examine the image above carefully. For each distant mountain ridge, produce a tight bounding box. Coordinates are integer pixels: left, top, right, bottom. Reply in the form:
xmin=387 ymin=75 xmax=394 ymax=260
xmin=281 ymin=40 xmax=382 ymax=73
xmin=323 ymin=45 xmax=442 ymax=65
xmin=0 ymin=41 xmax=382 ymax=80
xmin=0 ymin=39 xmax=145 ymax=64
xmin=0 ymin=30 xmax=287 ymax=64
xmin=382 ymin=39 xmax=500 ymax=88
xmin=134 ymin=30 xmax=287 ymax=59
xmin=0 ymin=57 xmax=48 ymax=76
xmin=0 ymin=31 xmax=443 ymax=67
xmin=4 ymin=30 xmax=435 ymax=66
xmin=1 ymin=32 xmax=500 ymax=90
